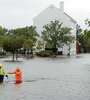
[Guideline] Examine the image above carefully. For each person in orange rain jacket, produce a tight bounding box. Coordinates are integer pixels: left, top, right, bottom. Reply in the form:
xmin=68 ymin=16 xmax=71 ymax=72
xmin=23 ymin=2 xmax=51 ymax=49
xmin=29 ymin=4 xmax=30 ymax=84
xmin=8 ymin=67 xmax=22 ymax=82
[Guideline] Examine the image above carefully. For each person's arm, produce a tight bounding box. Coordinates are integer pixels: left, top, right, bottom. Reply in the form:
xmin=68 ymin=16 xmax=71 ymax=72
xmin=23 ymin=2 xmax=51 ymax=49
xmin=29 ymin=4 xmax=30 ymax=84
xmin=2 ymin=69 xmax=8 ymax=78
xmin=8 ymin=72 xmax=16 ymax=74
xmin=2 ymin=68 xmax=7 ymax=76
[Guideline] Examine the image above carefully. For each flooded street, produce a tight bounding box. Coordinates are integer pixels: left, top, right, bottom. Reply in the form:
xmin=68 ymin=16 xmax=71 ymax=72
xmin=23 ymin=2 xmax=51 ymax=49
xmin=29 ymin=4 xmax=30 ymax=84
xmin=0 ymin=54 xmax=90 ymax=100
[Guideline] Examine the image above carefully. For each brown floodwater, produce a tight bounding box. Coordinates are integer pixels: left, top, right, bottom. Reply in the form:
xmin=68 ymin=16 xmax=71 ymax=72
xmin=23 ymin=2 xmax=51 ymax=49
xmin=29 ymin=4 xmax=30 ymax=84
xmin=0 ymin=54 xmax=90 ymax=100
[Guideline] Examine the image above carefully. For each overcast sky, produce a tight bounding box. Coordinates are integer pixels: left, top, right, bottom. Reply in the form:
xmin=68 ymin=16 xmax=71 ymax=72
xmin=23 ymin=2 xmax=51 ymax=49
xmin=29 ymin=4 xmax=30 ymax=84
xmin=0 ymin=0 xmax=90 ymax=29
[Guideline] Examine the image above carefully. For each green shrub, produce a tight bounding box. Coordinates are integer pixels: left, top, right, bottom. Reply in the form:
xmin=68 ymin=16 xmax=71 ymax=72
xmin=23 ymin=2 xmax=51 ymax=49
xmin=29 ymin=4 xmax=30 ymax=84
xmin=0 ymin=51 xmax=6 ymax=55
xmin=41 ymin=52 xmax=50 ymax=57
xmin=81 ymin=48 xmax=84 ymax=53
xmin=54 ymin=52 xmax=58 ymax=55
xmin=36 ymin=52 xmax=41 ymax=56
xmin=36 ymin=51 xmax=51 ymax=57
xmin=45 ymin=50 xmax=53 ymax=55
xmin=41 ymin=51 xmax=45 ymax=53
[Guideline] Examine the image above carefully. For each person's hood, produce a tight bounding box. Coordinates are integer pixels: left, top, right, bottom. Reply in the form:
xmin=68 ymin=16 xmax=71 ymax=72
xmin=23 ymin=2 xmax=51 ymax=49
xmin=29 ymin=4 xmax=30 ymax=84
xmin=16 ymin=67 xmax=21 ymax=72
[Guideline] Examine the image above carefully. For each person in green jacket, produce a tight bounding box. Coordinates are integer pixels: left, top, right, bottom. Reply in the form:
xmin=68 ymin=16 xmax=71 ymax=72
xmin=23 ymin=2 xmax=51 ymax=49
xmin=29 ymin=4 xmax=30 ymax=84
xmin=0 ymin=64 xmax=8 ymax=82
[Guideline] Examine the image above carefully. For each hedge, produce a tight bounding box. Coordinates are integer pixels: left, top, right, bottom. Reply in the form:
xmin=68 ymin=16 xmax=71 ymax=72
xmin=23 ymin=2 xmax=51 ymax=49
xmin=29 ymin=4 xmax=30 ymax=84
xmin=0 ymin=51 xmax=6 ymax=55
xmin=36 ymin=50 xmax=53 ymax=57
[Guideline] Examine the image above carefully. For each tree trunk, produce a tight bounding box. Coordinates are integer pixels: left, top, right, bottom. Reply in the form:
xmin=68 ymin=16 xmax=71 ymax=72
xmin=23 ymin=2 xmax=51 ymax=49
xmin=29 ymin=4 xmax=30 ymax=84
xmin=31 ymin=50 xmax=34 ymax=58
xmin=27 ymin=50 xmax=29 ymax=58
xmin=68 ymin=43 xmax=71 ymax=56
xmin=13 ymin=52 xmax=14 ymax=61
xmin=16 ymin=50 xmax=18 ymax=60
xmin=24 ymin=49 xmax=26 ymax=57
xmin=53 ymin=44 xmax=57 ymax=53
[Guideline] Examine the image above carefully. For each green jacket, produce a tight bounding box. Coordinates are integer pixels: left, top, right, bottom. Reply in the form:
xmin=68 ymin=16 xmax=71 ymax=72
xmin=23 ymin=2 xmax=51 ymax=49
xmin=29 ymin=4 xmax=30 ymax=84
xmin=0 ymin=68 xmax=7 ymax=76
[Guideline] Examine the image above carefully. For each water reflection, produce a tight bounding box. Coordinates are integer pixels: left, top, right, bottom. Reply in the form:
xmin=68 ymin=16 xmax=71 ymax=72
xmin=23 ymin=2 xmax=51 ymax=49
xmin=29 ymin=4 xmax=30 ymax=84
xmin=14 ymin=81 xmax=22 ymax=85
xmin=0 ymin=54 xmax=90 ymax=100
xmin=0 ymin=83 xmax=5 ymax=96
xmin=13 ymin=81 xmax=22 ymax=100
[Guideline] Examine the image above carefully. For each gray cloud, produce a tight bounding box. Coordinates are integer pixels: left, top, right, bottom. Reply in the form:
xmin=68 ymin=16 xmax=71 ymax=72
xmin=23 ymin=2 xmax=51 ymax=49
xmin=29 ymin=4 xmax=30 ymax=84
xmin=0 ymin=0 xmax=89 ymax=29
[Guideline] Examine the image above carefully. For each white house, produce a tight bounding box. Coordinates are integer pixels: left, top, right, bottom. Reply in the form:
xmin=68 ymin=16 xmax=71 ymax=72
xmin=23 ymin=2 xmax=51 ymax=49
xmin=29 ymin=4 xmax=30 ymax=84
xmin=33 ymin=2 xmax=77 ymax=55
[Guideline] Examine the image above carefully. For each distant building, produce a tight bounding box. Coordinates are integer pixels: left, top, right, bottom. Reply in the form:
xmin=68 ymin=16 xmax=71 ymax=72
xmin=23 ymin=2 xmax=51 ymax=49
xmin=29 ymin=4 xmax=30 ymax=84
xmin=33 ymin=2 xmax=77 ymax=55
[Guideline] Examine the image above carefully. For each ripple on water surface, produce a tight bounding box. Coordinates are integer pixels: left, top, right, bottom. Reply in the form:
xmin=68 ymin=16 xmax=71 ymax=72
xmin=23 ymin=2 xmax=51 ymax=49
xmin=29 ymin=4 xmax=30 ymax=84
xmin=0 ymin=54 xmax=90 ymax=100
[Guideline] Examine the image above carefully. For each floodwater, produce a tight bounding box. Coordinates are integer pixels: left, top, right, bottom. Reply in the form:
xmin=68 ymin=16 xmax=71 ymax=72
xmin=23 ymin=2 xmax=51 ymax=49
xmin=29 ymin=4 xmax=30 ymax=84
xmin=0 ymin=54 xmax=90 ymax=100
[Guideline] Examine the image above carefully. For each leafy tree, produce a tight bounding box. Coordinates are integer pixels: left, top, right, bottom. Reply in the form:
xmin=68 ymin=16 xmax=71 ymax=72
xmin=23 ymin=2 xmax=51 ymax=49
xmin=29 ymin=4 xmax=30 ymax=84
xmin=85 ymin=18 xmax=90 ymax=27
xmin=8 ymin=26 xmax=39 ymax=58
xmin=0 ymin=26 xmax=8 ymax=36
xmin=76 ymin=24 xmax=82 ymax=41
xmin=0 ymin=26 xmax=8 ymax=48
xmin=25 ymin=26 xmax=39 ymax=40
xmin=41 ymin=20 xmax=75 ymax=53
xmin=45 ymin=42 xmax=53 ymax=49
xmin=0 ymin=35 xmax=4 ymax=47
xmin=76 ymin=24 xmax=85 ymax=53
xmin=8 ymin=26 xmax=39 ymax=40
xmin=87 ymin=38 xmax=90 ymax=52
xmin=36 ymin=40 xmax=44 ymax=50
xmin=23 ymin=38 xmax=36 ymax=58
xmin=2 ymin=35 xmax=25 ymax=61
xmin=83 ymin=19 xmax=90 ymax=52
xmin=83 ymin=29 xmax=90 ymax=52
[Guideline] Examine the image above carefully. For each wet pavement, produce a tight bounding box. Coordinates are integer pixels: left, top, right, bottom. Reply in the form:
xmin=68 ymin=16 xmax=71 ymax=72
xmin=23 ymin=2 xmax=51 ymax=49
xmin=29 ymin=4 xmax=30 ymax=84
xmin=0 ymin=54 xmax=90 ymax=100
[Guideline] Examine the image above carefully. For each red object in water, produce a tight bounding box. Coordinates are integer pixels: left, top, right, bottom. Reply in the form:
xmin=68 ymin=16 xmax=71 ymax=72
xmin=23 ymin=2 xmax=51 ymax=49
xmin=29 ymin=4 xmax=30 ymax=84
xmin=15 ymin=80 xmax=22 ymax=84
xmin=76 ymin=42 xmax=81 ymax=54
xmin=8 ymin=67 xmax=22 ymax=81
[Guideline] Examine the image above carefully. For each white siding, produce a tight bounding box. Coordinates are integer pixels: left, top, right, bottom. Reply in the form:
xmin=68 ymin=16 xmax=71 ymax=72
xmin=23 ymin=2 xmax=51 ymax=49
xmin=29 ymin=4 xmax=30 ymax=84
xmin=33 ymin=4 xmax=77 ymax=55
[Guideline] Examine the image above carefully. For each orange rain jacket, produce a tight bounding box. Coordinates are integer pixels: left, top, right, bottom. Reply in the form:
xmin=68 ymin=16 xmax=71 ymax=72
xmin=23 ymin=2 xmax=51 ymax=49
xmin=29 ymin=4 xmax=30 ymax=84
xmin=8 ymin=67 xmax=22 ymax=81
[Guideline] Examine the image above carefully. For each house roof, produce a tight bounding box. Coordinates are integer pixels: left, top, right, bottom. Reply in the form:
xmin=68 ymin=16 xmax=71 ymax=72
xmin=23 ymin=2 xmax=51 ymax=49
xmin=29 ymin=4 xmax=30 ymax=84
xmin=33 ymin=4 xmax=77 ymax=24
xmin=64 ymin=12 xmax=76 ymax=23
